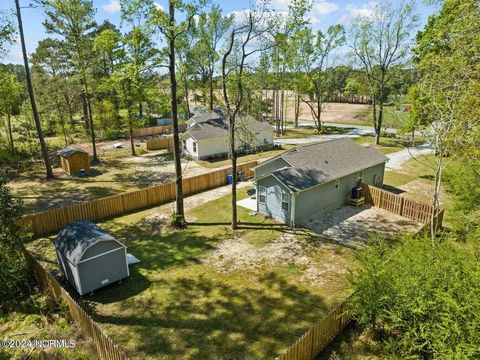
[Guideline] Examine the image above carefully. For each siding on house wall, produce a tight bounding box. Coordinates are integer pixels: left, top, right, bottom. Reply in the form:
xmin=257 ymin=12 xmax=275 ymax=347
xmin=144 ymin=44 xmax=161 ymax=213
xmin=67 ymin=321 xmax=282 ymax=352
xmin=184 ymin=130 xmax=273 ymax=160
xmin=254 ymin=157 xmax=290 ymax=178
xmin=77 ymin=247 xmax=128 ymax=295
xmin=256 ymin=175 xmax=292 ymax=225
xmin=294 ymin=163 xmax=385 ymax=225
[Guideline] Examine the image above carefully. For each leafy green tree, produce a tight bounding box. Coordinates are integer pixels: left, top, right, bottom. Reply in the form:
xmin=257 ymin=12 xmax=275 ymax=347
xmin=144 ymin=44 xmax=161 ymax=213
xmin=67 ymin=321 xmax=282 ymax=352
xmin=0 ymin=71 xmax=23 ymax=154
xmin=410 ymin=0 xmax=479 ymax=239
xmin=149 ymin=0 xmax=202 ymax=226
xmin=349 ymin=0 xmax=418 ymax=144
xmin=0 ymin=173 xmax=29 ymax=302
xmin=293 ymin=24 xmax=345 ymax=132
xmin=42 ymin=0 xmax=99 ymax=161
xmin=0 ymin=10 xmax=15 ymax=57
xmin=194 ymin=4 xmax=233 ymax=111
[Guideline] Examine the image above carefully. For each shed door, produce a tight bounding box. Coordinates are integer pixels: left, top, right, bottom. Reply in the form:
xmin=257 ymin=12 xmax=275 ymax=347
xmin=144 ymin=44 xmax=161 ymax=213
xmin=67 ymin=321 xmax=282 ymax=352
xmin=77 ymin=248 xmax=128 ymax=295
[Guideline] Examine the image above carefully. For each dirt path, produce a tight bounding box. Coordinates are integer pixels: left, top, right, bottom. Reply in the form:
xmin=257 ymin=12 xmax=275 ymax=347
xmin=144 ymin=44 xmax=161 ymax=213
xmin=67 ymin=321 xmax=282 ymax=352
xmin=386 ymin=144 xmax=433 ymax=170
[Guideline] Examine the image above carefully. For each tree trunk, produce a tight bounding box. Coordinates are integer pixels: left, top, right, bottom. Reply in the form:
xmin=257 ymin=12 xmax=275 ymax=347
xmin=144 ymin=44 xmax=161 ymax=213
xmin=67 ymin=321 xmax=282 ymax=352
xmin=128 ymin=108 xmax=136 ymax=157
xmin=6 ymin=113 xmax=15 ymax=155
xmin=209 ymin=73 xmax=214 ymax=111
xmin=15 ymin=0 xmax=54 ymax=179
xmin=168 ymin=0 xmax=185 ymax=223
xmin=184 ymin=75 xmax=191 ymax=119
xmin=431 ymin=134 xmax=442 ymax=243
xmin=229 ymin=114 xmax=237 ymax=229
xmin=294 ymin=91 xmax=299 ymax=128
xmin=138 ymin=102 xmax=143 ymax=118
xmin=85 ymin=89 xmax=98 ymax=162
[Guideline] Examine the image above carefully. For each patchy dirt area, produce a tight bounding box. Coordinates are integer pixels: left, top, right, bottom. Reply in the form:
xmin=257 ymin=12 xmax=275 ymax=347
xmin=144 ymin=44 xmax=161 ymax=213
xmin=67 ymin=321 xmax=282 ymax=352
xmin=399 ymin=179 xmax=447 ymax=206
xmin=304 ymin=205 xmax=422 ymax=248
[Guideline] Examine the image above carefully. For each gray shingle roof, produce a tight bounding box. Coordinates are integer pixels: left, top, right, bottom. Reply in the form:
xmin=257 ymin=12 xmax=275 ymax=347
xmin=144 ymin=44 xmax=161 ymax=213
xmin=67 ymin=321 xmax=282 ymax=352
xmin=58 ymin=146 xmax=88 ymax=158
xmin=55 ymin=221 xmax=121 ymax=265
xmin=267 ymin=138 xmax=388 ymax=192
xmin=183 ymin=113 xmax=272 ymax=141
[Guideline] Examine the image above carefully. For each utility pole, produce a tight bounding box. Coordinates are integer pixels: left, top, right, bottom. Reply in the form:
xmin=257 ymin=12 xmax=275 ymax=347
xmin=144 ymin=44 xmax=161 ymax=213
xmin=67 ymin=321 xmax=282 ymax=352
xmin=15 ymin=0 xmax=54 ymax=179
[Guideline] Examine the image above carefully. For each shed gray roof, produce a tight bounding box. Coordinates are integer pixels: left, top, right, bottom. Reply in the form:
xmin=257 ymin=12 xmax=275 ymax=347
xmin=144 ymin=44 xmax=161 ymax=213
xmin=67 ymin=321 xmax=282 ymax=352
xmin=183 ymin=113 xmax=272 ymax=141
xmin=264 ymin=138 xmax=388 ymax=192
xmin=55 ymin=221 xmax=122 ymax=265
xmin=58 ymin=146 xmax=88 ymax=158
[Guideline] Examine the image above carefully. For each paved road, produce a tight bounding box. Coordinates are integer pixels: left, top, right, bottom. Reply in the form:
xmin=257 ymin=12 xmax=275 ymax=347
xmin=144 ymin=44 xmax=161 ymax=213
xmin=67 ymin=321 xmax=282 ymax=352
xmin=385 ymin=144 xmax=434 ymax=170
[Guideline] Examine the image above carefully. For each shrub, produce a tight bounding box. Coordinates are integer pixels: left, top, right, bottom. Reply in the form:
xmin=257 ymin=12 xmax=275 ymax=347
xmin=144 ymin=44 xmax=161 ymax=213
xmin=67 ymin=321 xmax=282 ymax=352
xmin=0 ymin=172 xmax=29 ymax=302
xmin=349 ymin=237 xmax=480 ymax=358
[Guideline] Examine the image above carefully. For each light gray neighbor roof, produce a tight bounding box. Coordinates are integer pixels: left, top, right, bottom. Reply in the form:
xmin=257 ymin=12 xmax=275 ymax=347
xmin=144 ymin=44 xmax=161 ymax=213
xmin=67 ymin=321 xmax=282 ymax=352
xmin=58 ymin=146 xmax=88 ymax=158
xmin=183 ymin=112 xmax=272 ymax=141
xmin=186 ymin=111 xmax=224 ymax=126
xmin=55 ymin=221 xmax=122 ymax=265
xmin=266 ymin=138 xmax=388 ymax=192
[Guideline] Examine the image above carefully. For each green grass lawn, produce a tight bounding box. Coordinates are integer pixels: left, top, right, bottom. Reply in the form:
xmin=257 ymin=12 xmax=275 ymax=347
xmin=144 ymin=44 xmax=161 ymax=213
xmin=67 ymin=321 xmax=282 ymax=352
xmin=356 ymin=106 xmax=409 ymax=129
xmin=352 ymin=135 xmax=425 ymax=155
xmin=26 ymin=188 xmax=355 ymax=359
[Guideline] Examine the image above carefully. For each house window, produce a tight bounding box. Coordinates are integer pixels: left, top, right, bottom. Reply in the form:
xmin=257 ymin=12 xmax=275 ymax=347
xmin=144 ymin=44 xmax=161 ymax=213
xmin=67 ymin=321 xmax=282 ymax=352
xmin=281 ymin=192 xmax=290 ymax=212
xmin=193 ymin=141 xmax=197 ymax=152
xmin=373 ymin=174 xmax=377 ymax=184
xmin=259 ymin=186 xmax=266 ymax=204
xmin=183 ymin=140 xmax=187 ymax=150
xmin=335 ymin=179 xmax=339 ymax=189
xmin=357 ymin=171 xmax=363 ymax=183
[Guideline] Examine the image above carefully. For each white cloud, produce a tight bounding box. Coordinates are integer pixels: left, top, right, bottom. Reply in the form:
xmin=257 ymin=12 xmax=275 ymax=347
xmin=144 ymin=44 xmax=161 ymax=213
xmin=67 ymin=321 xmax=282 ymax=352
xmin=340 ymin=2 xmax=377 ymax=24
xmin=312 ymin=1 xmax=339 ymax=16
xmin=102 ymin=0 xmax=121 ymax=13
xmin=153 ymin=2 xmax=164 ymax=11
xmin=270 ymin=0 xmax=291 ymax=11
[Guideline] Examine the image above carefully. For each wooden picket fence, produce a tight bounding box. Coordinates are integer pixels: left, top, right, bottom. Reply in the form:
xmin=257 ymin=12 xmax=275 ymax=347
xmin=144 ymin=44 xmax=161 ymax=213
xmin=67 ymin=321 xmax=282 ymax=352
xmin=131 ymin=123 xmax=187 ymax=137
xmin=277 ymin=298 xmax=351 ymax=360
xmin=146 ymin=136 xmax=174 ymax=151
xmin=361 ymin=183 xmax=444 ymax=228
xmin=27 ymin=254 xmax=128 ymax=360
xmin=17 ymin=161 xmax=257 ymax=237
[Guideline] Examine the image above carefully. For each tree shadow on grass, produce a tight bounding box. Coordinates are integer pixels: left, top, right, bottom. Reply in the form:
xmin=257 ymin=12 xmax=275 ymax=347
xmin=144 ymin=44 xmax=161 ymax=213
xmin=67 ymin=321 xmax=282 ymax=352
xmin=91 ymin=271 xmax=329 ymax=359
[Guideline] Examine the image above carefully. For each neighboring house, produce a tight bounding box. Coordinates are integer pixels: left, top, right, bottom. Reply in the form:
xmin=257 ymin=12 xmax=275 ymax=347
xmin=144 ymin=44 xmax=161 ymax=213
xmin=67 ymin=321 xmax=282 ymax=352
xmin=181 ymin=111 xmax=273 ymax=160
xmin=253 ymin=138 xmax=388 ymax=226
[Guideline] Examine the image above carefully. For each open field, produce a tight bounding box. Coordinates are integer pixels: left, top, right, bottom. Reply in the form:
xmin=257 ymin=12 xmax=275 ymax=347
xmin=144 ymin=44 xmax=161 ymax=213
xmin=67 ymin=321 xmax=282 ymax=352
xmin=26 ymin=187 xmax=356 ymax=359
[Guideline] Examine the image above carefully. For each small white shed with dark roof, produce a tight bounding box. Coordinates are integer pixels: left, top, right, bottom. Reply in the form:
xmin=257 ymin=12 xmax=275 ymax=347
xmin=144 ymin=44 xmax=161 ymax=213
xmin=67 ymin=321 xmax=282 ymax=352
xmin=55 ymin=221 xmax=129 ymax=295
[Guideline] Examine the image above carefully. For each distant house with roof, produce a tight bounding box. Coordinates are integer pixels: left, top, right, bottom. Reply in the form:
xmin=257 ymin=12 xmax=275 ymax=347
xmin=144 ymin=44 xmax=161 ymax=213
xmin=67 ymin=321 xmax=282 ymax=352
xmin=252 ymin=138 xmax=388 ymax=226
xmin=181 ymin=111 xmax=273 ymax=160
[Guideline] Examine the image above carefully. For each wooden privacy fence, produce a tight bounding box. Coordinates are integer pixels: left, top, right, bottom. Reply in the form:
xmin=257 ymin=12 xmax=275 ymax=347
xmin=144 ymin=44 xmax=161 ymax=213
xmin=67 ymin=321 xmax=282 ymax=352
xmin=146 ymin=136 xmax=173 ymax=151
xmin=28 ymin=254 xmax=128 ymax=360
xmin=131 ymin=123 xmax=187 ymax=137
xmin=277 ymin=298 xmax=351 ymax=360
xmin=361 ymin=183 xmax=444 ymax=228
xmin=17 ymin=161 xmax=257 ymax=237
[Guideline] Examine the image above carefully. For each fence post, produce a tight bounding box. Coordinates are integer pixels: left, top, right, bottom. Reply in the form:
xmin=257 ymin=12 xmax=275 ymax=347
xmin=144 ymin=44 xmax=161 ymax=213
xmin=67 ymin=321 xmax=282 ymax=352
xmin=399 ymin=196 xmax=405 ymax=216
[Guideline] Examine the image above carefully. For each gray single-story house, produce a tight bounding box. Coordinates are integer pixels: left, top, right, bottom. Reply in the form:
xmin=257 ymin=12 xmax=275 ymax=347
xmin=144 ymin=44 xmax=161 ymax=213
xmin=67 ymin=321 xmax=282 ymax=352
xmin=253 ymin=138 xmax=388 ymax=226
xmin=181 ymin=111 xmax=273 ymax=160
xmin=55 ymin=221 xmax=129 ymax=295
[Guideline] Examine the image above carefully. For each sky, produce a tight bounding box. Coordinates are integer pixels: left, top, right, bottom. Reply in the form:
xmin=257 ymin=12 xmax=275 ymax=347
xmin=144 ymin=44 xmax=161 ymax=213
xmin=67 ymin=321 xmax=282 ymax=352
xmin=1 ymin=0 xmax=439 ymax=65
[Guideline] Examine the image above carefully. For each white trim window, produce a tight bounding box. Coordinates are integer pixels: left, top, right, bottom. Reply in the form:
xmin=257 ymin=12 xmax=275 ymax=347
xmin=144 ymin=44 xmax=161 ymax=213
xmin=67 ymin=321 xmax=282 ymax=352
xmin=335 ymin=179 xmax=340 ymax=189
xmin=281 ymin=192 xmax=290 ymax=212
xmin=259 ymin=185 xmax=266 ymax=204
xmin=192 ymin=141 xmax=197 ymax=152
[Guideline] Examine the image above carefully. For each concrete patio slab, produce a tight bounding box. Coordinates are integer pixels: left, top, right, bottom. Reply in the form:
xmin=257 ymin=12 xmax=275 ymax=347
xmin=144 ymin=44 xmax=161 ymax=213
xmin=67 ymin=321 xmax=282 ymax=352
xmin=303 ymin=205 xmax=422 ymax=248
xmin=237 ymin=197 xmax=257 ymax=212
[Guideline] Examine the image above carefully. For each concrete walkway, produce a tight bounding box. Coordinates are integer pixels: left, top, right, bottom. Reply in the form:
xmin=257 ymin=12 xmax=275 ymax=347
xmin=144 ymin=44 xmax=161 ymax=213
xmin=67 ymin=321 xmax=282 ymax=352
xmin=237 ymin=197 xmax=257 ymax=212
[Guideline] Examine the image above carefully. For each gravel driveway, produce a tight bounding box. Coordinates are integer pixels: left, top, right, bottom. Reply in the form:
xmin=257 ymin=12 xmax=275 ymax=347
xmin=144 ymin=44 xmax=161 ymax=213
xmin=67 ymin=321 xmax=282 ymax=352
xmin=304 ymin=205 xmax=422 ymax=248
